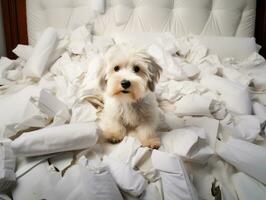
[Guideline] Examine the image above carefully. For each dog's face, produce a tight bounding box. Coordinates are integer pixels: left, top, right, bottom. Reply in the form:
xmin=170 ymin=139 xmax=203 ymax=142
xmin=99 ymin=45 xmax=162 ymax=102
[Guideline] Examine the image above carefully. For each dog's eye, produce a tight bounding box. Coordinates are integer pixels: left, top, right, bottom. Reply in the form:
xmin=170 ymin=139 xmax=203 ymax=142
xmin=133 ymin=66 xmax=140 ymax=73
xmin=114 ymin=66 xmax=120 ymax=72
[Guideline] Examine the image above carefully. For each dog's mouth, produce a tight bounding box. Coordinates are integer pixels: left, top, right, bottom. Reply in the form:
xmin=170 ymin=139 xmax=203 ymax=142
xmin=121 ymin=90 xmax=130 ymax=94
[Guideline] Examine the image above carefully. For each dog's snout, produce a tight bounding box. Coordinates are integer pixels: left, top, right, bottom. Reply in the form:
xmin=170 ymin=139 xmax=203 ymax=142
xmin=121 ymin=79 xmax=131 ymax=89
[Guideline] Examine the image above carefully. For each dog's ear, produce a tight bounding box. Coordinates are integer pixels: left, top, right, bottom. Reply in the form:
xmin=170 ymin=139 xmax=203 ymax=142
xmin=147 ymin=56 xmax=162 ymax=91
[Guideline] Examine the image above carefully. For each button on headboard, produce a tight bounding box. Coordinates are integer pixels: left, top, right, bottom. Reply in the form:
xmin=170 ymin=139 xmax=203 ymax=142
xmin=25 ymin=0 xmax=255 ymax=45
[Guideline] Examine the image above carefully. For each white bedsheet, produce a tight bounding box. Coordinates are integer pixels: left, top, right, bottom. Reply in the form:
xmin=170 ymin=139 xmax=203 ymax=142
xmin=0 ymin=27 xmax=266 ymax=199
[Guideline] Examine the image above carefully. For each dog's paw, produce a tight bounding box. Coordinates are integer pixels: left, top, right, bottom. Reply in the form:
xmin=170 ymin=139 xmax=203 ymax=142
xmin=140 ymin=137 xmax=161 ymax=149
xmin=102 ymin=132 xmax=125 ymax=144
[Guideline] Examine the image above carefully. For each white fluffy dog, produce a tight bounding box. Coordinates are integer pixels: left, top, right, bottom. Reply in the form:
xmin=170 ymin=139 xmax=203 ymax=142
xmin=98 ymin=45 xmax=162 ymax=148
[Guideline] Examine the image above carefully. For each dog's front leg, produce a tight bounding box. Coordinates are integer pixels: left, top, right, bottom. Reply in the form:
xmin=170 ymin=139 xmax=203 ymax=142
xmin=136 ymin=124 xmax=160 ymax=149
xmin=99 ymin=117 xmax=126 ymax=144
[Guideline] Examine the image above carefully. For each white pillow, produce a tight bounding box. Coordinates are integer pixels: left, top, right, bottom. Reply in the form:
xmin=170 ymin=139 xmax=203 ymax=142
xmin=111 ymin=32 xmax=258 ymax=60
xmin=196 ymin=36 xmax=258 ymax=60
xmin=111 ymin=32 xmax=175 ymax=48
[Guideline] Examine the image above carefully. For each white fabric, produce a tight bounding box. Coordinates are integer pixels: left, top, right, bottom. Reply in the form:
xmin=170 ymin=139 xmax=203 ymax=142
xmin=55 ymin=164 xmax=123 ymax=200
xmin=232 ymin=172 xmax=266 ymax=200
xmin=253 ymin=102 xmax=266 ymax=123
xmin=67 ymin=26 xmax=91 ymax=54
xmin=216 ymin=137 xmax=266 ymax=185
xmin=104 ymin=137 xmax=147 ymax=197
xmin=174 ymin=94 xmax=212 ymax=117
xmin=12 ymin=161 xmax=61 ymax=200
xmin=0 ymin=85 xmax=41 ymax=137
xmin=200 ymin=75 xmax=251 ymax=115
xmin=105 ymin=159 xmax=147 ymax=197
xmin=161 ymin=128 xmax=214 ymax=163
xmin=12 ymin=45 xmax=33 ymax=61
xmin=221 ymin=115 xmax=260 ymax=142
xmin=11 ymin=123 xmax=99 ymax=156
xmin=0 ymin=57 xmax=15 ymax=85
xmin=38 ymin=90 xmax=69 ymax=118
xmin=111 ymin=32 xmax=175 ymax=49
xmin=184 ymin=117 xmax=219 ymax=149
xmin=151 ymin=150 xmax=198 ymax=200
xmin=23 ymin=27 xmax=58 ymax=78
xmin=142 ymin=182 xmax=162 ymax=200
xmin=196 ymin=36 xmax=258 ymax=60
xmin=26 ymin=0 xmax=256 ymax=45
xmin=0 ymin=139 xmax=16 ymax=192
xmin=113 ymin=33 xmax=258 ymax=61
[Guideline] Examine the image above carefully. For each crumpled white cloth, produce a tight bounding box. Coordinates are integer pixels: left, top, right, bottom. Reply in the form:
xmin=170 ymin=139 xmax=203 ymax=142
xmin=174 ymin=94 xmax=212 ymax=117
xmin=12 ymin=161 xmax=61 ymax=200
xmin=184 ymin=117 xmax=219 ymax=149
xmin=142 ymin=182 xmax=162 ymax=200
xmin=200 ymin=74 xmax=251 ymax=115
xmin=23 ymin=27 xmax=58 ymax=78
xmin=221 ymin=115 xmax=260 ymax=142
xmin=216 ymin=136 xmax=266 ymax=185
xmin=0 ymin=58 xmax=16 ymax=85
xmin=55 ymin=164 xmax=123 ymax=200
xmin=0 ymin=139 xmax=16 ymax=192
xmin=104 ymin=137 xmax=147 ymax=197
xmin=1 ymin=28 xmax=266 ymax=200
xmin=253 ymin=102 xmax=266 ymax=123
xmin=67 ymin=26 xmax=91 ymax=55
xmin=0 ymin=85 xmax=42 ymax=138
xmin=151 ymin=150 xmax=199 ymax=200
xmin=232 ymin=172 xmax=266 ymax=200
xmin=11 ymin=123 xmax=99 ymax=156
xmin=161 ymin=128 xmax=214 ymax=163
xmin=12 ymin=45 xmax=33 ymax=61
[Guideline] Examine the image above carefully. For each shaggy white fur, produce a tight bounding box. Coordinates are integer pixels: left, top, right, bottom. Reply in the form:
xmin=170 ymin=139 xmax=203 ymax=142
xmin=98 ymin=45 xmax=162 ymax=148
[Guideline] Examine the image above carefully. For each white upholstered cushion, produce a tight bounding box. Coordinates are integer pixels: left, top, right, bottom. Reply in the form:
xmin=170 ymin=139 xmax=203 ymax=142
xmin=27 ymin=0 xmax=256 ymax=45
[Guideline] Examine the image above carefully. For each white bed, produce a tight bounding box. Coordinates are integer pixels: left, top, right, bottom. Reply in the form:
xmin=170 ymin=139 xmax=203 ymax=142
xmin=1 ymin=0 xmax=266 ymax=200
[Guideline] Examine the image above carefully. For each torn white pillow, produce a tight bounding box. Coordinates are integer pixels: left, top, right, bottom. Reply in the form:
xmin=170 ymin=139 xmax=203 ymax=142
xmin=184 ymin=117 xmax=219 ymax=149
xmin=196 ymin=36 xmax=257 ymax=60
xmin=222 ymin=115 xmax=260 ymax=142
xmin=11 ymin=123 xmax=99 ymax=156
xmin=174 ymin=94 xmax=212 ymax=117
xmin=23 ymin=27 xmax=58 ymax=78
xmin=216 ymin=137 xmax=266 ymax=185
xmin=151 ymin=150 xmax=198 ymax=200
xmin=200 ymin=75 xmax=251 ymax=115
xmin=161 ymin=127 xmax=214 ymax=163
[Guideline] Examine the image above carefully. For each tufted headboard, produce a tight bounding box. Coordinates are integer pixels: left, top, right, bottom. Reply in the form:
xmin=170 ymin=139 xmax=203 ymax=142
xmin=2 ymin=0 xmax=266 ymax=58
xmin=25 ymin=0 xmax=256 ymax=45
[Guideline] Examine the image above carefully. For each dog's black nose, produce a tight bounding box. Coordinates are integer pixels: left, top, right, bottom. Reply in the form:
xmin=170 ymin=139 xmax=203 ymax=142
xmin=121 ymin=79 xmax=131 ymax=89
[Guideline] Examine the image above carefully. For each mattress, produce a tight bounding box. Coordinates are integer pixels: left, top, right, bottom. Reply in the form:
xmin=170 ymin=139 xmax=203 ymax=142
xmin=2 ymin=0 xmax=266 ymax=199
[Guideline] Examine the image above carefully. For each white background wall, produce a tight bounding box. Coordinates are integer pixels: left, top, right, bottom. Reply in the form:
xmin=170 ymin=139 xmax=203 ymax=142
xmin=0 ymin=1 xmax=6 ymax=56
